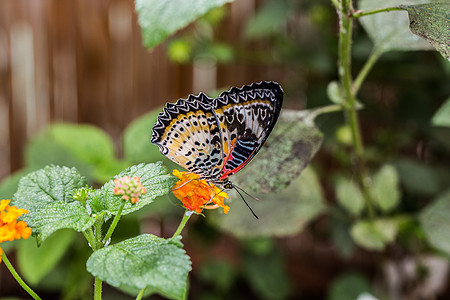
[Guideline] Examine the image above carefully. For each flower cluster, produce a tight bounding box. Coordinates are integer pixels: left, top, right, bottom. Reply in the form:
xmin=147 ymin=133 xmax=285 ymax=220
xmin=0 ymin=199 xmax=32 ymax=263
xmin=113 ymin=176 xmax=147 ymax=204
xmin=172 ymin=170 xmax=229 ymax=214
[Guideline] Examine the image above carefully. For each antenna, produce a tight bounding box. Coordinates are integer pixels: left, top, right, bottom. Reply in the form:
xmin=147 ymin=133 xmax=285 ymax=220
xmin=234 ymin=187 xmax=259 ymax=219
xmin=234 ymin=185 xmax=260 ymax=201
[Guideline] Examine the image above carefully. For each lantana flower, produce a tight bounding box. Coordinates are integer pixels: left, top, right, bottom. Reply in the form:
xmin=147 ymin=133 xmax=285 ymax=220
xmin=113 ymin=176 xmax=147 ymax=204
xmin=0 ymin=199 xmax=32 ymax=263
xmin=172 ymin=170 xmax=229 ymax=214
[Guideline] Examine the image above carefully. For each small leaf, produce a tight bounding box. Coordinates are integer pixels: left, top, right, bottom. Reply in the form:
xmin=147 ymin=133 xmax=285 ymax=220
xmin=372 ymin=165 xmax=401 ymax=213
xmin=359 ymin=0 xmax=434 ymax=53
xmin=400 ymin=2 xmax=450 ymax=60
xmin=233 ymin=111 xmax=323 ymax=193
xmin=351 ymin=218 xmax=401 ymax=251
xmin=13 ymin=165 xmax=93 ymax=244
xmin=432 ymin=97 xmax=450 ymax=127
xmin=213 ymin=167 xmax=325 ymax=238
xmin=17 ymin=229 xmax=76 ymax=285
xmin=420 ymin=190 xmax=450 ymax=255
xmin=327 ymin=81 xmax=345 ymax=104
xmin=86 ymin=234 xmax=191 ymax=300
xmin=335 ymin=177 xmax=365 ymax=216
xmin=135 ymin=0 xmax=234 ymax=49
xmin=88 ymin=162 xmax=177 ymax=216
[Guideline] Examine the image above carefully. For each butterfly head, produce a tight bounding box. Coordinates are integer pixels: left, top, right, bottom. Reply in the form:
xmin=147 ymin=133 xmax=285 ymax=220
xmin=220 ymin=178 xmax=234 ymax=190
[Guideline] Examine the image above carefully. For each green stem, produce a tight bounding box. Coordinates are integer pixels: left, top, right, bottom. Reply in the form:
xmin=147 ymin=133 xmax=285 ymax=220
xmin=136 ymin=288 xmax=146 ymax=300
xmin=1 ymin=251 xmax=42 ymax=300
xmin=103 ymin=202 xmax=125 ymax=245
xmin=172 ymin=211 xmax=193 ymax=238
xmin=349 ymin=6 xmax=403 ymax=18
xmin=338 ymin=0 xmax=376 ymax=219
xmin=94 ymin=277 xmax=102 ymax=300
xmin=352 ymin=44 xmax=384 ymax=95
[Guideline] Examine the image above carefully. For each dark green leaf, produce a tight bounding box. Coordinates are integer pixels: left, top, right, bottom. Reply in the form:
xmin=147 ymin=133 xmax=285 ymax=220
xmin=244 ymin=0 xmax=293 ymax=39
xmin=233 ymin=111 xmax=323 ymax=193
xmin=135 ymin=0 xmax=234 ymax=49
xmin=394 ymin=159 xmax=441 ymax=196
xmin=335 ymin=177 xmax=365 ymax=216
xmin=86 ymin=234 xmax=191 ymax=300
xmin=328 ymin=272 xmax=372 ymax=300
xmin=420 ymin=190 xmax=450 ymax=255
xmin=372 ymin=164 xmax=401 ymax=213
xmin=242 ymin=247 xmax=291 ymax=300
xmin=17 ymin=229 xmax=76 ymax=285
xmin=359 ymin=0 xmax=434 ymax=52
xmin=213 ymin=167 xmax=325 ymax=238
xmin=400 ymin=2 xmax=450 ymax=60
xmin=88 ymin=162 xmax=177 ymax=216
xmin=432 ymin=97 xmax=450 ymax=127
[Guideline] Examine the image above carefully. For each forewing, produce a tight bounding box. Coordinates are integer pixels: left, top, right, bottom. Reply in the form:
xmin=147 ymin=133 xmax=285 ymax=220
xmin=151 ymin=93 xmax=223 ymax=180
xmin=213 ymin=81 xmax=283 ymax=179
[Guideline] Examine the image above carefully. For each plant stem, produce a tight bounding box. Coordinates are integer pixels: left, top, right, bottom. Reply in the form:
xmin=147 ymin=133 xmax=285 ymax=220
xmin=103 ymin=202 xmax=125 ymax=245
xmin=136 ymin=288 xmax=146 ymax=300
xmin=352 ymin=44 xmax=384 ymax=95
xmin=338 ymin=0 xmax=376 ymax=219
xmin=94 ymin=277 xmax=102 ymax=300
xmin=349 ymin=6 xmax=403 ymax=18
xmin=172 ymin=211 xmax=193 ymax=238
xmin=1 ymin=251 xmax=42 ymax=300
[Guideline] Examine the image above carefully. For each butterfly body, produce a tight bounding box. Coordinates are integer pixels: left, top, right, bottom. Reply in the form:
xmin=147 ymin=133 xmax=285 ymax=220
xmin=151 ymin=81 xmax=283 ymax=189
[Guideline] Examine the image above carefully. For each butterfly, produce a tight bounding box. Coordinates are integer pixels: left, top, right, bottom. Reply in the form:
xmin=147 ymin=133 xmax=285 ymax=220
xmin=151 ymin=81 xmax=283 ymax=191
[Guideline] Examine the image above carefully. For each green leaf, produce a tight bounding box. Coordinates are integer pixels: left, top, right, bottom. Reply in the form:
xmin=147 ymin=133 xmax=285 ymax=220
xmin=0 ymin=168 xmax=33 ymax=199
xmin=233 ymin=112 xmax=323 ymax=193
xmin=17 ymin=229 xmax=76 ymax=285
xmin=359 ymin=0 xmax=434 ymax=53
xmin=328 ymin=272 xmax=372 ymax=300
xmin=86 ymin=234 xmax=191 ymax=300
xmin=420 ymin=190 xmax=450 ymax=255
xmin=351 ymin=218 xmax=402 ymax=251
xmin=335 ymin=177 xmax=365 ymax=216
xmin=13 ymin=165 xmax=93 ymax=244
xmin=88 ymin=162 xmax=177 ymax=216
xmin=394 ymin=159 xmax=441 ymax=196
xmin=25 ymin=123 xmax=123 ymax=183
xmin=432 ymin=97 xmax=450 ymax=127
xmin=244 ymin=0 xmax=293 ymax=39
xmin=242 ymin=247 xmax=291 ymax=300
xmin=327 ymin=81 xmax=345 ymax=105
xmin=372 ymin=164 xmax=401 ymax=213
xmin=400 ymin=2 xmax=450 ymax=60
xmin=135 ymin=0 xmax=234 ymax=49
xmin=213 ymin=167 xmax=325 ymax=238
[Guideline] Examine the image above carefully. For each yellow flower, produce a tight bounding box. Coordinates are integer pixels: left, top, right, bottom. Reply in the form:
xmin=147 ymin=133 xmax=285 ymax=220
xmin=172 ymin=170 xmax=229 ymax=214
xmin=0 ymin=199 xmax=32 ymax=244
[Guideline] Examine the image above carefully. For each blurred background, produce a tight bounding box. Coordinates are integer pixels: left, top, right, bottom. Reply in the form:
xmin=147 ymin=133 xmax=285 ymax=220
xmin=1 ymin=0 xmax=449 ymax=299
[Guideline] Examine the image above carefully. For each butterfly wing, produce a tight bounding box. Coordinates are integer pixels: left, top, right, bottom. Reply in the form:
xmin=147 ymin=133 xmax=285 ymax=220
xmin=213 ymin=81 xmax=283 ymax=180
xmin=151 ymin=93 xmax=224 ymax=181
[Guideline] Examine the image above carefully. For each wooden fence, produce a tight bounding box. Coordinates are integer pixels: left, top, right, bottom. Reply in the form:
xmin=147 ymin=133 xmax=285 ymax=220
xmin=0 ymin=0 xmax=286 ymax=180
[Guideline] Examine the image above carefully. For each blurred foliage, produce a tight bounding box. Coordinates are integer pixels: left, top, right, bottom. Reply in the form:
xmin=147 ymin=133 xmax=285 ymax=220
xmin=1 ymin=0 xmax=450 ymax=299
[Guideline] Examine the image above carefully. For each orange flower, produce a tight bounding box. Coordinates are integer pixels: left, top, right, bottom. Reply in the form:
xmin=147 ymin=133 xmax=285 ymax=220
xmin=172 ymin=170 xmax=229 ymax=214
xmin=0 ymin=199 xmax=32 ymax=245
